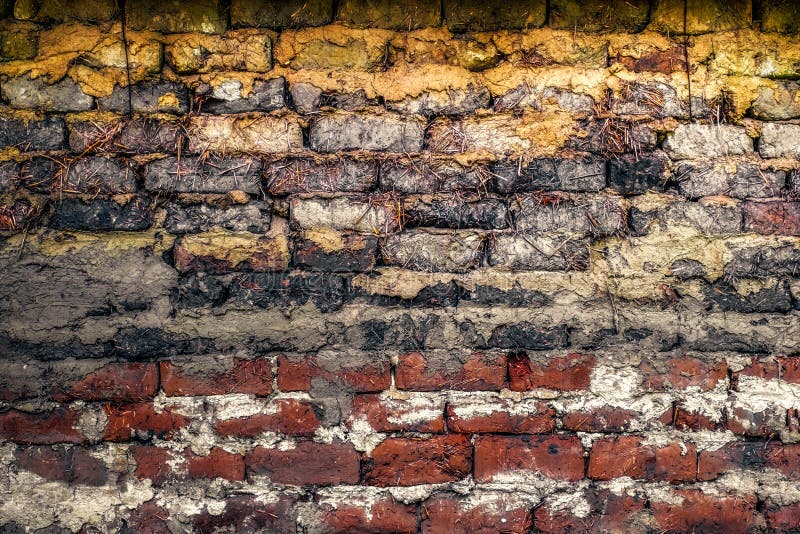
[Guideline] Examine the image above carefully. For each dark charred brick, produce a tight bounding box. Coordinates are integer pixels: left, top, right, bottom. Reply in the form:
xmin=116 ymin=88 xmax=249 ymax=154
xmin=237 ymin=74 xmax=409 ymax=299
xmin=0 ymin=161 xmax=18 ymax=193
xmin=724 ymin=245 xmax=800 ymax=279
xmin=380 ymin=159 xmax=489 ymax=194
xmin=318 ymin=89 xmax=378 ymax=111
xmin=68 ymin=117 xmax=184 ymax=155
xmin=193 ymin=495 xmax=296 ymax=533
xmin=2 ymin=76 xmax=93 ymax=112
xmin=144 ymin=156 xmax=262 ymax=194
xmin=358 ymin=281 xmax=461 ymax=308
xmin=608 ymin=152 xmax=668 ymax=195
xmin=199 ymin=78 xmax=287 ymax=114
xmin=510 ymin=193 xmax=627 ymax=237
xmin=337 ymin=0 xmax=441 ymax=29
xmin=228 ymin=272 xmax=348 ymax=312
xmin=402 ymin=194 xmax=509 ymax=229
xmin=670 ymin=259 xmax=707 ymax=280
xmin=702 ymin=279 xmax=793 ymax=313
xmin=293 ymin=230 xmax=378 ymax=272
xmin=485 ymin=323 xmax=570 ymax=350
xmin=173 ymin=273 xmax=231 ymax=309
xmin=18 ymin=157 xmax=59 ymax=192
xmin=0 ymin=116 xmax=65 ymax=150
xmin=675 ymin=160 xmax=786 ymax=200
xmin=493 ymin=156 xmax=606 ymax=194
xmin=98 ymin=81 xmax=190 ymax=114
xmin=51 ymin=196 xmax=153 ymax=231
xmin=461 ymin=285 xmax=551 ymax=307
xmin=0 ymin=195 xmax=40 ymax=233
xmin=264 ymin=157 xmax=377 ymax=195
xmin=60 ymin=157 xmax=137 ymax=195
xmin=165 ymin=202 xmax=271 ymax=234
xmin=549 ymin=0 xmax=649 ymax=32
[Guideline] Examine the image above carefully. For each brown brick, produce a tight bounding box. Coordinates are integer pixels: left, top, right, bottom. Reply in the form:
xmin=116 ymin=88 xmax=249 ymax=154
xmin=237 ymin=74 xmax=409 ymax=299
xmin=534 ymin=489 xmax=647 ymax=534
xmin=474 ymin=434 xmax=585 ymax=483
xmin=509 ymin=352 xmax=595 ymax=391
xmin=743 ymin=201 xmax=800 ymax=235
xmin=245 ymin=441 xmax=360 ymax=485
xmin=186 ymin=447 xmax=245 ymax=481
xmin=395 ymin=351 xmax=507 ymax=391
xmin=364 ymin=435 xmax=472 ymax=486
xmin=160 ymin=356 xmax=273 ymax=396
xmin=215 ymin=398 xmax=321 ymax=437
xmin=193 ymin=495 xmax=296 ymax=533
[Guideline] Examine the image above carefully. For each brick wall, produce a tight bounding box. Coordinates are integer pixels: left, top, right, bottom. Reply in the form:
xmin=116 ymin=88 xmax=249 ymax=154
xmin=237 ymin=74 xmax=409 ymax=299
xmin=0 ymin=0 xmax=800 ymax=532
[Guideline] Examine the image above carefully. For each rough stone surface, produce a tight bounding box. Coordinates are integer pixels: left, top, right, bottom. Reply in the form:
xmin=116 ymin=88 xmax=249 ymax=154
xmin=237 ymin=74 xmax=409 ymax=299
xmin=759 ymin=122 xmax=800 ymax=159
xmin=664 ymin=124 xmax=754 ymax=160
xmin=1 ymin=76 xmax=93 ymax=112
xmin=309 ymin=112 xmax=425 ymax=152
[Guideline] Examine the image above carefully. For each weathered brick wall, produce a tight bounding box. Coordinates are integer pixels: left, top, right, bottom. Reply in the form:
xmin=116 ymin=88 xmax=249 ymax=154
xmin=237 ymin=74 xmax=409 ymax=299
xmin=0 ymin=0 xmax=800 ymax=531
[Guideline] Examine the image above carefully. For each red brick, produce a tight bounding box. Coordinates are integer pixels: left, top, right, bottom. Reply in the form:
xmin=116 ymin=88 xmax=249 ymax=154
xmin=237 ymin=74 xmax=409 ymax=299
xmin=509 ymin=352 xmax=594 ymax=391
xmin=134 ymin=445 xmax=246 ymax=484
xmin=765 ymin=443 xmax=800 ymax=479
xmin=53 ymin=362 xmax=159 ymax=402
xmin=215 ymin=398 xmax=321 ymax=437
xmin=673 ymin=407 xmax=722 ymax=431
xmin=160 ymin=357 xmax=273 ymax=396
xmin=186 ymin=447 xmax=245 ymax=481
xmin=315 ymin=496 xmax=418 ymax=534
xmin=122 ymin=501 xmax=171 ymax=534
xmin=734 ymin=356 xmax=800 ymax=385
xmin=562 ymin=406 xmax=639 ymax=432
xmin=698 ymin=442 xmax=765 ymax=481
xmin=474 ymin=434 xmax=585 ymax=483
xmin=421 ymin=492 xmax=533 ymax=534
xmin=245 ymin=441 xmax=360 ymax=485
xmin=364 ymin=435 xmax=472 ymax=486
xmin=0 ymin=408 xmax=86 ymax=445
xmin=533 ymin=489 xmax=647 ymax=534
xmin=394 ymin=351 xmax=507 ymax=391
xmin=764 ymin=500 xmax=800 ymax=531
xmin=642 ymin=356 xmax=727 ymax=391
xmin=103 ymin=402 xmax=190 ymax=442
xmin=14 ymin=445 xmax=107 ymax=485
xmin=650 ymin=490 xmax=756 ymax=534
xmin=193 ymin=495 xmax=296 ymax=534
xmin=743 ymin=201 xmax=800 ymax=235
xmin=588 ymin=435 xmax=696 ymax=483
xmin=133 ymin=445 xmax=173 ymax=486
xmin=277 ymin=353 xmax=390 ymax=393
xmin=350 ymin=393 xmax=444 ymax=433
xmin=446 ymin=397 xmax=555 ymax=434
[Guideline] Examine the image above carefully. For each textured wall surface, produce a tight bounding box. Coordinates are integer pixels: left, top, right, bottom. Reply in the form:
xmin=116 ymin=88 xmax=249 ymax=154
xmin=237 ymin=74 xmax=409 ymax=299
xmin=1 ymin=0 xmax=800 ymax=532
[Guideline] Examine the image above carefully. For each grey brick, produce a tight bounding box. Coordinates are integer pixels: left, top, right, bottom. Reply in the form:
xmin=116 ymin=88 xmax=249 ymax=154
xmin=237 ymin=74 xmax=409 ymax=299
xmin=98 ymin=81 xmax=190 ymax=115
xmin=165 ymin=202 xmax=271 ymax=234
xmin=1 ymin=76 xmax=93 ymax=112
xmin=493 ymin=156 xmax=606 ymax=193
xmin=309 ymin=112 xmax=426 ymax=153
xmin=144 ymin=156 xmax=262 ymax=194
xmin=199 ymin=78 xmax=287 ymax=114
